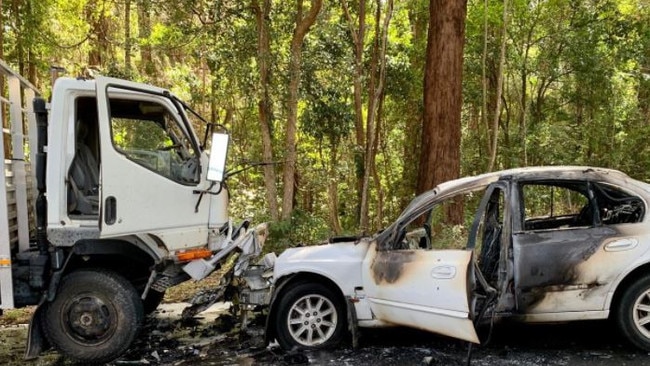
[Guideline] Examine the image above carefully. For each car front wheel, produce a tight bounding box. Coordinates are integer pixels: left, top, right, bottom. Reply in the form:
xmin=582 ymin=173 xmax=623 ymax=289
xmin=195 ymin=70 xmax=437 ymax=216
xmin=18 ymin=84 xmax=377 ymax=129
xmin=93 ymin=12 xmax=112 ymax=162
xmin=616 ymin=275 xmax=650 ymax=351
xmin=275 ymin=282 xmax=346 ymax=350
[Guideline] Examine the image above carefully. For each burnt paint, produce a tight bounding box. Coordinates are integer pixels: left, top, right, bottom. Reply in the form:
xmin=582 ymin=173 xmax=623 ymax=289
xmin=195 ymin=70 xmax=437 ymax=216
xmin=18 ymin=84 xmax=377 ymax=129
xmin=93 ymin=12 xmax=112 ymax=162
xmin=370 ymin=250 xmax=415 ymax=284
xmin=513 ymin=226 xmax=618 ymax=311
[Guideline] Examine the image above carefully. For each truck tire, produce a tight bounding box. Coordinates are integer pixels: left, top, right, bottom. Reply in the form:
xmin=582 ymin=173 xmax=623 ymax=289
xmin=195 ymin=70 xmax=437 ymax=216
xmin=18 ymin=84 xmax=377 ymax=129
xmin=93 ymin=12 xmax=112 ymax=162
xmin=42 ymin=269 xmax=144 ymax=364
xmin=616 ymin=275 xmax=650 ymax=351
xmin=275 ymin=282 xmax=345 ymax=350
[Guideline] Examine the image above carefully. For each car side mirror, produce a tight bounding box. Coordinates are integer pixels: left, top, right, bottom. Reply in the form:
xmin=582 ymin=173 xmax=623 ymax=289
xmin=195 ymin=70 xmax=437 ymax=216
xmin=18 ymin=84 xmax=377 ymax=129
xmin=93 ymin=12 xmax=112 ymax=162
xmin=207 ymin=133 xmax=229 ymax=182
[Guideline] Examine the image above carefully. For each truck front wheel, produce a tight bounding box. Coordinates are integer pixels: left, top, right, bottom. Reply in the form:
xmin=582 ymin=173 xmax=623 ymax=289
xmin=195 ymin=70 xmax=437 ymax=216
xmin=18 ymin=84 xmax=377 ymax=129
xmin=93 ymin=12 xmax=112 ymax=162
xmin=42 ymin=269 xmax=144 ymax=363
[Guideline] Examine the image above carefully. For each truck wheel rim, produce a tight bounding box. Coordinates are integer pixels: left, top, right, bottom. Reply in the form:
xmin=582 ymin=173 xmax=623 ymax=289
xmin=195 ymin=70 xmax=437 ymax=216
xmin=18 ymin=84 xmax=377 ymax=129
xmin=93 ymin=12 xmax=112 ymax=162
xmin=287 ymin=294 xmax=337 ymax=346
xmin=64 ymin=294 xmax=116 ymax=345
xmin=633 ymin=289 xmax=650 ymax=339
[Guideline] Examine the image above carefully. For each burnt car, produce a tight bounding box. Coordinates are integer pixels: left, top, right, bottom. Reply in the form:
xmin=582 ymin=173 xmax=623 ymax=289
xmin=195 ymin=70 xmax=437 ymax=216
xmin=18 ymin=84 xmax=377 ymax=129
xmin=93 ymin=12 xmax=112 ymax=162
xmin=262 ymin=166 xmax=650 ymax=351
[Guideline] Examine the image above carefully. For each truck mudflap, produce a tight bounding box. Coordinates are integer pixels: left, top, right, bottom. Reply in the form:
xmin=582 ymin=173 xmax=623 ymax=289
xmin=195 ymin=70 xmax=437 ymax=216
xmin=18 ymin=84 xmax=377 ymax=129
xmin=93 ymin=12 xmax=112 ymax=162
xmin=24 ymin=299 xmax=47 ymax=360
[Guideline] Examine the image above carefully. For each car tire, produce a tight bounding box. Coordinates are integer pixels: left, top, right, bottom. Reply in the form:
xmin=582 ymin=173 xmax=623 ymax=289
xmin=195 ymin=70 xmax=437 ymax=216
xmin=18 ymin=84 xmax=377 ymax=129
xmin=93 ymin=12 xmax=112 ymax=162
xmin=42 ymin=269 xmax=144 ymax=364
xmin=275 ymin=282 xmax=346 ymax=350
xmin=616 ymin=275 xmax=650 ymax=351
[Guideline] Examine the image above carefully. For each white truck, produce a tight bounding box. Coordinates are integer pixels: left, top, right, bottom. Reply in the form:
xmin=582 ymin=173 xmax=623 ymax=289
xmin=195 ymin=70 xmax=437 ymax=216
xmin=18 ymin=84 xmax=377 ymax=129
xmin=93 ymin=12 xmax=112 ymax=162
xmin=0 ymin=60 xmax=261 ymax=363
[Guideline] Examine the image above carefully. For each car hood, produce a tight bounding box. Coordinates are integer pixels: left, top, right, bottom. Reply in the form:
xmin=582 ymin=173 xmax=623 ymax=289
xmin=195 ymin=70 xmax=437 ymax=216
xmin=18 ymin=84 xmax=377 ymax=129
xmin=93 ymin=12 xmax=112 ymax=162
xmin=276 ymin=239 xmax=371 ymax=264
xmin=273 ymin=239 xmax=372 ymax=289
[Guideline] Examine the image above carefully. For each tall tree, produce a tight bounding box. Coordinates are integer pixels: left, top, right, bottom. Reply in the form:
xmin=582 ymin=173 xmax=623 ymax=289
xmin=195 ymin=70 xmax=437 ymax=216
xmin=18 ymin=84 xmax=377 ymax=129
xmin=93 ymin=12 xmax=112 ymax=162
xmin=252 ymin=0 xmax=280 ymax=221
xmin=281 ymin=0 xmax=322 ymax=220
xmin=341 ymin=0 xmax=366 ymax=224
xmin=359 ymin=0 xmax=393 ymax=232
xmin=418 ymin=0 xmax=467 ymax=223
xmin=487 ymin=0 xmax=508 ymax=171
xmin=391 ymin=0 xmax=427 ymax=210
xmin=137 ymin=0 xmax=154 ymax=76
xmin=85 ymin=0 xmax=110 ymax=67
xmin=124 ymin=0 xmax=132 ymax=73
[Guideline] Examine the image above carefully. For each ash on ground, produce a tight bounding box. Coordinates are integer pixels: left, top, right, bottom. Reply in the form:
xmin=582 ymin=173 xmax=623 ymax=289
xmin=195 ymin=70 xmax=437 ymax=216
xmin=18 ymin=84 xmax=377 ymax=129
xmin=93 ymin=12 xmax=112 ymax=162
xmin=110 ymin=302 xmax=650 ymax=366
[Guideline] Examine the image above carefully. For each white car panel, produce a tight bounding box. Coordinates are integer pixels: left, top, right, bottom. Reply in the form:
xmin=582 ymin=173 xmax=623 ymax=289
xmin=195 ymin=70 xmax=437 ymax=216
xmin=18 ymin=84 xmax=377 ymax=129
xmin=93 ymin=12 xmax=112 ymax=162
xmin=361 ymin=243 xmax=478 ymax=343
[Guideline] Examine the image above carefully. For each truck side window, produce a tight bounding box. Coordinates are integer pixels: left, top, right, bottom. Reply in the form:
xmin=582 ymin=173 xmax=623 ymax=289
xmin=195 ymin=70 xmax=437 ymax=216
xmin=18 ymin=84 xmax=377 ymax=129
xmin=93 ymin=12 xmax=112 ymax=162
xmin=108 ymin=99 xmax=199 ymax=185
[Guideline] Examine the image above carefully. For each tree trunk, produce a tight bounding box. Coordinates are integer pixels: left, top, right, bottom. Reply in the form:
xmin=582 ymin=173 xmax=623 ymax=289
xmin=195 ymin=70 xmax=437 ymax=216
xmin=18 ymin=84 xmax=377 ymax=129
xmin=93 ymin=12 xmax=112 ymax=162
xmin=326 ymin=144 xmax=343 ymax=234
xmin=252 ymin=0 xmax=280 ymax=221
xmin=417 ymin=0 xmax=467 ymax=224
xmin=124 ymin=0 xmax=132 ymax=73
xmin=11 ymin=0 xmax=24 ymax=75
xmin=86 ymin=1 xmax=109 ymax=67
xmin=639 ymin=51 xmax=650 ymax=124
xmin=359 ymin=0 xmax=393 ymax=232
xmin=401 ymin=4 xmax=427 ymax=205
xmin=518 ymin=30 xmax=533 ymax=167
xmin=372 ymin=93 xmax=386 ymax=228
xmin=281 ymin=0 xmax=322 ymax=220
xmin=481 ymin=0 xmax=489 ymax=161
xmin=137 ymin=0 xmax=154 ymax=76
xmin=341 ymin=0 xmax=366 ymax=223
xmin=487 ymin=0 xmax=508 ymax=172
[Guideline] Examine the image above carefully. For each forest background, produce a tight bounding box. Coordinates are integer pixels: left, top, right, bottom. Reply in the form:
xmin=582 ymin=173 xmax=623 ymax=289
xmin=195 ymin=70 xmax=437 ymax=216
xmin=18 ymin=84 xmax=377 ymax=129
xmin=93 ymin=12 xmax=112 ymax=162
xmin=3 ymin=0 xmax=650 ymax=250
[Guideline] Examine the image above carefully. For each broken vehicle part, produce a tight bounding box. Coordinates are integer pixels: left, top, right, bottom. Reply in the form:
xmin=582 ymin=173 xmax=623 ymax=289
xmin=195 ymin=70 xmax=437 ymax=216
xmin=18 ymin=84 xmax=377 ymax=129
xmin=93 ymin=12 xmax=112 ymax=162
xmin=182 ymin=223 xmax=269 ymax=319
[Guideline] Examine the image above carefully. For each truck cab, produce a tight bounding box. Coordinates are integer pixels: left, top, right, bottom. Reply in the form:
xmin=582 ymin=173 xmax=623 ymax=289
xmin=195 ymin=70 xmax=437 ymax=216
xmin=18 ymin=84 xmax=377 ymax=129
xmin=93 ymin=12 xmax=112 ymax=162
xmin=0 ymin=66 xmax=240 ymax=364
xmin=46 ymin=77 xmax=228 ymax=259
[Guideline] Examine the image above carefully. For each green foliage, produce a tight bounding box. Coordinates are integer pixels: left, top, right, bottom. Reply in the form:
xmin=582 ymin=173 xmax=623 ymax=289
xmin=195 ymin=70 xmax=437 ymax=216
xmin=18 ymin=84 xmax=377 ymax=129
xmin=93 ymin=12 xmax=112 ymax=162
xmin=3 ymin=0 xmax=650 ymax=253
xmin=265 ymin=210 xmax=332 ymax=254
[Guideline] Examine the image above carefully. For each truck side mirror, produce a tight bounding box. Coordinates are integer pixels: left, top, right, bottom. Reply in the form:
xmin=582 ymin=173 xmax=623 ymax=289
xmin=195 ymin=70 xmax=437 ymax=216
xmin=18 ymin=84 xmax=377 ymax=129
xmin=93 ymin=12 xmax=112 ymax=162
xmin=207 ymin=133 xmax=229 ymax=182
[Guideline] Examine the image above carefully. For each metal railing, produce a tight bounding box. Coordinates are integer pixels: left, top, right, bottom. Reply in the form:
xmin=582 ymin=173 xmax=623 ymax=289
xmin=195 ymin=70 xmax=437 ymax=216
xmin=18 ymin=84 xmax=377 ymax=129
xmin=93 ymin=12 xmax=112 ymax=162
xmin=0 ymin=59 xmax=41 ymax=309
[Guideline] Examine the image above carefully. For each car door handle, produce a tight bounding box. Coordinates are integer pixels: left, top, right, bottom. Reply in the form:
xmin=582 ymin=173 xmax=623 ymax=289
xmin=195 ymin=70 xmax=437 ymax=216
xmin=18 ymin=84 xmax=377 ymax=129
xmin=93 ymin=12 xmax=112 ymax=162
xmin=604 ymin=238 xmax=638 ymax=252
xmin=431 ymin=265 xmax=457 ymax=279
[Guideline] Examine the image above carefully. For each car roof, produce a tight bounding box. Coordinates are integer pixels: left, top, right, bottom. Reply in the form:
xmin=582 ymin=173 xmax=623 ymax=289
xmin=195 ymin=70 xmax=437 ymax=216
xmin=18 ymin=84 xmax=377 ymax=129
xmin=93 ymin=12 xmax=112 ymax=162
xmin=376 ymin=166 xmax=633 ymax=247
xmin=436 ymin=166 xmax=628 ymax=194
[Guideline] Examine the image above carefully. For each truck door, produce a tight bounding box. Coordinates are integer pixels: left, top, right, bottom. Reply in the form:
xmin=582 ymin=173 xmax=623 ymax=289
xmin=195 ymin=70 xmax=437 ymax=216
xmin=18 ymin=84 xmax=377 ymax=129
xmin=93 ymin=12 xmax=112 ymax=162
xmin=95 ymin=77 xmax=211 ymax=249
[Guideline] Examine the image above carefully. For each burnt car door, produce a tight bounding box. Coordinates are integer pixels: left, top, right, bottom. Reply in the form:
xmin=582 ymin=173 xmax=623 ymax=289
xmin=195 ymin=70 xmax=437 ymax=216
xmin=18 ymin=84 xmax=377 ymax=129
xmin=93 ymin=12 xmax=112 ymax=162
xmin=360 ymin=182 xmax=508 ymax=344
xmin=511 ymin=179 xmax=646 ymax=315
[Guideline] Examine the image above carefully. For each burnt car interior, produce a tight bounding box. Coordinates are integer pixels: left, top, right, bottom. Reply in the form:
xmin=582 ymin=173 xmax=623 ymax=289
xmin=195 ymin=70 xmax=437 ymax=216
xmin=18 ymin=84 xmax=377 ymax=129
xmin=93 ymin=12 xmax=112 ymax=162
xmin=593 ymin=182 xmax=645 ymax=225
xmin=397 ymin=190 xmax=483 ymax=251
xmin=477 ymin=188 xmax=504 ymax=287
xmin=520 ymin=180 xmax=644 ymax=231
xmin=521 ymin=181 xmax=592 ymax=231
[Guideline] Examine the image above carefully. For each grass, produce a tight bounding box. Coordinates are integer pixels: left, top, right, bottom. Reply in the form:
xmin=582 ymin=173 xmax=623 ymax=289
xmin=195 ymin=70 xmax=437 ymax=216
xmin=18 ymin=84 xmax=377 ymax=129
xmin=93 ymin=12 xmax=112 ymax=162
xmin=163 ymin=270 xmax=224 ymax=303
xmin=163 ymin=254 xmax=237 ymax=303
xmin=0 ymin=308 xmax=34 ymax=326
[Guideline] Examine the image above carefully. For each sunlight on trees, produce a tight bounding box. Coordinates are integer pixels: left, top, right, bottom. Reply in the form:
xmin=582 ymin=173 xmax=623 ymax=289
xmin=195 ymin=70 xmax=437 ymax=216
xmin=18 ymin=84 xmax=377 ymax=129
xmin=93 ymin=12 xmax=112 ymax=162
xmin=1 ymin=0 xmax=648 ymax=249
